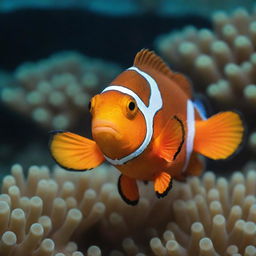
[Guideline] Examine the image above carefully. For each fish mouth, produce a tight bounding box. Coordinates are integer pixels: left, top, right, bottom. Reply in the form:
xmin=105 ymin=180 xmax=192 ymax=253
xmin=93 ymin=126 xmax=118 ymax=134
xmin=92 ymin=120 xmax=120 ymax=139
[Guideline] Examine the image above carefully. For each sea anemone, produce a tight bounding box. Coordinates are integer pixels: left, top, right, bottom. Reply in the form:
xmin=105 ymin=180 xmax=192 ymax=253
xmin=0 ymin=163 xmax=256 ymax=255
xmin=156 ymin=7 xmax=256 ymax=107
xmin=0 ymin=51 xmax=121 ymax=131
xmin=155 ymin=7 xmax=256 ymax=155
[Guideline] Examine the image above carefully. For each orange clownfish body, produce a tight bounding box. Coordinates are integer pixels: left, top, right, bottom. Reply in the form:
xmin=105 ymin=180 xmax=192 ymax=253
xmin=50 ymin=50 xmax=244 ymax=205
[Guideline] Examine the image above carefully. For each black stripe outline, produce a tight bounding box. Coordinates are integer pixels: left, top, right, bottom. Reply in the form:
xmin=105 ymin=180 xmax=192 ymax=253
xmin=172 ymin=115 xmax=185 ymax=161
xmin=117 ymin=175 xmax=139 ymax=206
xmin=156 ymin=177 xmax=173 ymax=198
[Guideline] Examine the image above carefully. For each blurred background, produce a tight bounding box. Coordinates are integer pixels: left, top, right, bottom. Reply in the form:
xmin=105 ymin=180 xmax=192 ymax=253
xmin=0 ymin=0 xmax=255 ymax=176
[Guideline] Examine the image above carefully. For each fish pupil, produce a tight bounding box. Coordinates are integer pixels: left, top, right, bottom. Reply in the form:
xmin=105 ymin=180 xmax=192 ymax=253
xmin=128 ymin=101 xmax=136 ymax=111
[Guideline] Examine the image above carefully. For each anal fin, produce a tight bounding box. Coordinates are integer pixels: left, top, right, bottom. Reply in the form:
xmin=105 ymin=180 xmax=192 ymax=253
xmin=184 ymin=152 xmax=204 ymax=177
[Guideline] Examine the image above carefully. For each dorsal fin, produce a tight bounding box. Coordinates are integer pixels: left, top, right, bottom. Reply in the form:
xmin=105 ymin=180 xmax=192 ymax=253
xmin=133 ymin=49 xmax=192 ymax=98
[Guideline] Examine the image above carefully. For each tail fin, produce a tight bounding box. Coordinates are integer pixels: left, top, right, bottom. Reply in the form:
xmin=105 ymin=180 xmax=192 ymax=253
xmin=194 ymin=111 xmax=244 ymax=160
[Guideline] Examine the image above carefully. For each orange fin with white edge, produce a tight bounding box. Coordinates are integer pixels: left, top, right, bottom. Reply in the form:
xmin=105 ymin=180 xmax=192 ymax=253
xmin=49 ymin=131 xmax=105 ymax=171
xmin=184 ymin=152 xmax=205 ymax=177
xmin=118 ymin=175 xmax=139 ymax=205
xmin=134 ymin=49 xmax=193 ymax=98
xmin=155 ymin=115 xmax=185 ymax=162
xmin=194 ymin=111 xmax=244 ymax=160
xmin=154 ymin=172 xmax=172 ymax=198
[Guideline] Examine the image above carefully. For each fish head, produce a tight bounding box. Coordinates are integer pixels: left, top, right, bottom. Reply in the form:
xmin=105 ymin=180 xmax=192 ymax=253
xmin=90 ymin=91 xmax=146 ymax=160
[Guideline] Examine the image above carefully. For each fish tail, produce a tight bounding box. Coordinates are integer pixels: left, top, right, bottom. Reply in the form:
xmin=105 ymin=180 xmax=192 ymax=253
xmin=194 ymin=111 xmax=244 ymax=160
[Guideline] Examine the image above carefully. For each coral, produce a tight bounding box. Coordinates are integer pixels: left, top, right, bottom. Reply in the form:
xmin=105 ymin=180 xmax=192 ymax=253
xmin=0 ymin=163 xmax=256 ymax=255
xmin=155 ymin=7 xmax=256 ymax=153
xmin=0 ymin=51 xmax=121 ymax=131
xmin=148 ymin=171 xmax=256 ymax=256
xmin=155 ymin=7 xmax=256 ymax=106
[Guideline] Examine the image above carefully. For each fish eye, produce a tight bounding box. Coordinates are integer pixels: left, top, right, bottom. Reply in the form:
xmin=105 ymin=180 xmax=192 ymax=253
xmin=128 ymin=101 xmax=136 ymax=111
xmin=125 ymin=99 xmax=138 ymax=119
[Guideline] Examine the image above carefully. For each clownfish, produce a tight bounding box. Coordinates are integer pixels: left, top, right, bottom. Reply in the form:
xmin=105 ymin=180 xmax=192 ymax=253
xmin=49 ymin=49 xmax=244 ymax=205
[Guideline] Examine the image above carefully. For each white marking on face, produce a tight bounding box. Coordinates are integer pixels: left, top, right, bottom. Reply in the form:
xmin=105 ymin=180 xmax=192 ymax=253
xmin=101 ymin=66 xmax=163 ymax=165
xmin=182 ymin=100 xmax=195 ymax=173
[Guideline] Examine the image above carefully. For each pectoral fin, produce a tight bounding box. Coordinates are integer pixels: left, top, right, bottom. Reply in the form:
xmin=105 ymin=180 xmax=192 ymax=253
xmin=155 ymin=116 xmax=185 ymax=162
xmin=118 ymin=175 xmax=139 ymax=205
xmin=194 ymin=111 xmax=244 ymax=160
xmin=49 ymin=131 xmax=105 ymax=171
xmin=154 ymin=172 xmax=172 ymax=198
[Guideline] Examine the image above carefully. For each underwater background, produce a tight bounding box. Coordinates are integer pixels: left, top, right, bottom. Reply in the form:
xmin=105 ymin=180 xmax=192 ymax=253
xmin=1 ymin=0 xmax=256 ymax=255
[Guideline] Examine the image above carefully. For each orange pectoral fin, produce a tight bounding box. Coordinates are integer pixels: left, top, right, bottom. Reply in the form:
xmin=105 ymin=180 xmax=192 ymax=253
xmin=194 ymin=111 xmax=244 ymax=160
xmin=155 ymin=116 xmax=185 ymax=162
xmin=154 ymin=172 xmax=172 ymax=198
xmin=118 ymin=175 xmax=139 ymax=205
xmin=49 ymin=131 xmax=105 ymax=171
